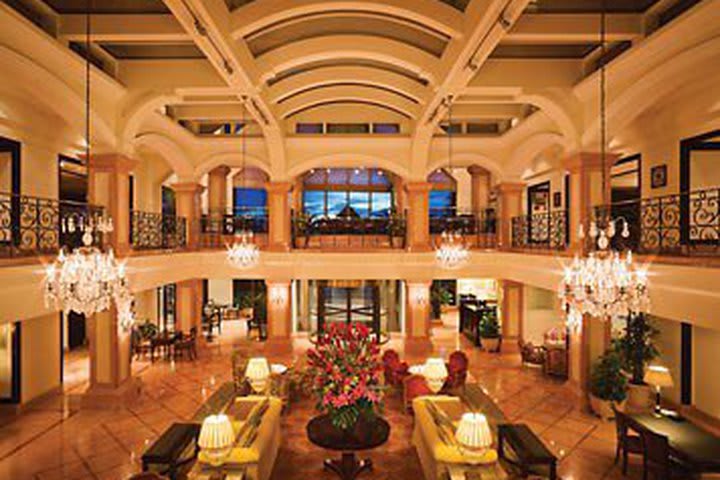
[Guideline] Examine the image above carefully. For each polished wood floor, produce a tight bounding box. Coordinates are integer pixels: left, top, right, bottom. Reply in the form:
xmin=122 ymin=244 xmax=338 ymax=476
xmin=0 ymin=317 xmax=654 ymax=480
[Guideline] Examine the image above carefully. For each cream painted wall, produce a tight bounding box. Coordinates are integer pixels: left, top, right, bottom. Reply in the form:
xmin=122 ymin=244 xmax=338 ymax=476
xmin=132 ymin=151 xmax=172 ymax=212
xmin=208 ymin=279 xmax=233 ymax=305
xmin=457 ymin=279 xmax=496 ymax=299
xmin=652 ymin=315 xmax=682 ymax=405
xmin=0 ymin=151 xmax=11 ymax=191
xmin=21 ymin=313 xmax=60 ymax=404
xmin=523 ymin=285 xmax=562 ymax=344
xmin=693 ymin=325 xmax=720 ymax=419
xmin=134 ymin=288 xmax=158 ymax=324
xmin=689 ymin=149 xmax=720 ymax=191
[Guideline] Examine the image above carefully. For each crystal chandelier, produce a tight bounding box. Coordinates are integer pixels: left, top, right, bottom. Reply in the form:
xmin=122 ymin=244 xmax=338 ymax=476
xmin=44 ymin=2 xmax=135 ymax=331
xmin=227 ymin=97 xmax=260 ymax=269
xmin=436 ymin=95 xmax=469 ymax=269
xmin=559 ymin=4 xmax=649 ymax=331
xmin=227 ymin=230 xmax=259 ymax=269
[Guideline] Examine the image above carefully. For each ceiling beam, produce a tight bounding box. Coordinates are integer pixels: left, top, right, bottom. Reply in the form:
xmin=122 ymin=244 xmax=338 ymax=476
xmin=161 ymin=0 xmax=287 ymax=177
xmin=59 ymin=14 xmax=190 ymax=42
xmin=506 ymin=13 xmax=643 ymax=43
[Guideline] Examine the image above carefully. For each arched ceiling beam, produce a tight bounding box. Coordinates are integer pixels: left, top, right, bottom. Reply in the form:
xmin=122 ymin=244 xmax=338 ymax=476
xmin=268 ymin=66 xmax=427 ymax=104
xmin=256 ymin=35 xmax=438 ymax=86
xmin=278 ymin=85 xmax=420 ymax=119
xmin=230 ymin=0 xmax=462 ymax=41
xmin=285 ymin=100 xmax=413 ymax=120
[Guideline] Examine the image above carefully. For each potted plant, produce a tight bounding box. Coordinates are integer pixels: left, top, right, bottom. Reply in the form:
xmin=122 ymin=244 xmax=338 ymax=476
xmin=137 ymin=320 xmax=158 ymax=340
xmin=430 ymin=283 xmax=451 ymax=322
xmin=293 ymin=211 xmax=312 ymax=248
xmin=387 ymin=208 xmax=406 ymax=248
xmin=589 ymin=351 xmax=628 ymax=420
xmin=612 ymin=313 xmax=659 ymax=410
xmin=479 ymin=308 xmax=501 ymax=352
xmin=306 ymin=323 xmax=384 ymax=431
xmin=237 ymin=292 xmax=254 ymax=319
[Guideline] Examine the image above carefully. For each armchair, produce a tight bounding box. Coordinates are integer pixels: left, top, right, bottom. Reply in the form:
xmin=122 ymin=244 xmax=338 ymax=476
xmin=443 ymin=351 xmax=468 ymax=393
xmin=382 ymin=349 xmax=409 ymax=387
xmin=403 ymin=374 xmax=433 ymax=413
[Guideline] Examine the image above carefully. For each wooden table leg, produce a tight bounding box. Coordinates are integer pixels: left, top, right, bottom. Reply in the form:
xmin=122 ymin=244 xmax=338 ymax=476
xmin=323 ymin=452 xmax=372 ymax=480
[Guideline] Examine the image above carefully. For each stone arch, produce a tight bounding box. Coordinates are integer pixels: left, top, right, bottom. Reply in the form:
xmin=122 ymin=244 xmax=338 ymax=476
xmin=287 ymin=153 xmax=409 ymax=179
xmin=132 ymin=133 xmax=194 ymax=180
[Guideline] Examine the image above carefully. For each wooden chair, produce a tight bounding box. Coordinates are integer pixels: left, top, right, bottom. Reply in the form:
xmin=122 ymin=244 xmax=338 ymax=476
xmin=640 ymin=428 xmax=695 ymax=480
xmin=614 ymin=409 xmax=643 ymax=475
xmin=173 ymin=327 xmax=197 ymax=361
xmin=127 ymin=473 xmax=167 ymax=480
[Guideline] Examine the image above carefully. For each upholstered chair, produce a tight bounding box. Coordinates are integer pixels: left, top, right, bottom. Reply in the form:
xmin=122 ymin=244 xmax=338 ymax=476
xmin=443 ymin=351 xmax=469 ymax=393
xmin=382 ymin=349 xmax=409 ymax=387
xmin=403 ymin=374 xmax=433 ymax=413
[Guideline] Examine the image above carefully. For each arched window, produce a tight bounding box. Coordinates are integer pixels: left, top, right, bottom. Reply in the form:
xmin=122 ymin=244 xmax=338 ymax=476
xmin=302 ymin=168 xmax=393 ymax=218
xmin=428 ymin=169 xmax=456 ymax=218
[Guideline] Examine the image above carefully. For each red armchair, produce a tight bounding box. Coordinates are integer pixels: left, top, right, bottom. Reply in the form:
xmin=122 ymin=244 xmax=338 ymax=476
xmin=382 ymin=349 xmax=409 ymax=387
xmin=443 ymin=350 xmax=469 ymax=393
xmin=403 ymin=374 xmax=433 ymax=412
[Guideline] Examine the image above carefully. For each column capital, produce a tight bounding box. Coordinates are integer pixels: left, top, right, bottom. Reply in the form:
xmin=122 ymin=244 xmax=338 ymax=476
xmin=563 ymin=152 xmax=620 ymax=173
xmin=404 ymin=181 xmax=433 ymax=193
xmin=265 ymin=181 xmax=293 ymax=193
xmin=495 ymin=182 xmax=525 ymax=194
xmin=467 ymin=165 xmax=490 ymax=176
xmin=87 ymin=153 xmax=138 ymax=174
xmin=171 ymin=182 xmax=205 ymax=195
xmin=208 ymin=165 xmax=231 ymax=177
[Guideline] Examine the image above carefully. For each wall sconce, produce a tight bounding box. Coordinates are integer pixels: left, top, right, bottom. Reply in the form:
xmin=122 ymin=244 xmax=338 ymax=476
xmin=411 ymin=285 xmax=429 ymax=306
xmin=270 ymin=285 xmax=287 ymax=306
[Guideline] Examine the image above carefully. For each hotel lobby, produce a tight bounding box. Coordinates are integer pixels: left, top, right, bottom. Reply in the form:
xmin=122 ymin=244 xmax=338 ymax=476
xmin=1 ymin=0 xmax=720 ymax=479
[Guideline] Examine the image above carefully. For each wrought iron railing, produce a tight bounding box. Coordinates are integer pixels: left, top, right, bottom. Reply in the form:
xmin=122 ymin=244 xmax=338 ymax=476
xmin=594 ymin=188 xmax=720 ymax=256
xmin=511 ymin=210 xmax=568 ymax=250
xmin=291 ymin=210 xmax=406 ymax=249
xmin=430 ymin=208 xmax=497 ymax=249
xmin=200 ymin=207 xmax=269 ymax=235
xmin=0 ymin=192 xmax=104 ymax=257
xmin=130 ymin=211 xmax=187 ymax=250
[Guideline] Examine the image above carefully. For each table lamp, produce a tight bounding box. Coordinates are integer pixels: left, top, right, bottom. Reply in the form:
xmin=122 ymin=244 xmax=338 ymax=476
xmin=455 ymin=412 xmax=493 ymax=454
xmin=644 ymin=365 xmax=673 ymax=415
xmin=245 ymin=357 xmax=271 ymax=393
xmin=198 ymin=414 xmax=235 ymax=466
xmin=423 ymin=358 xmax=448 ymax=394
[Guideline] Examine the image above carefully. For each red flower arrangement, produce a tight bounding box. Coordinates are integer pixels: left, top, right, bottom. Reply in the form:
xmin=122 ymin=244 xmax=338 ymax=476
xmin=306 ymin=322 xmax=384 ymax=430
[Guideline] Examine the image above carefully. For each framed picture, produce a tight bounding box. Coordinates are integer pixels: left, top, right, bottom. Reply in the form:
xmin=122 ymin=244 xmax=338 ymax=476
xmin=651 ymin=165 xmax=667 ymax=189
xmin=553 ymin=192 xmax=562 ymax=208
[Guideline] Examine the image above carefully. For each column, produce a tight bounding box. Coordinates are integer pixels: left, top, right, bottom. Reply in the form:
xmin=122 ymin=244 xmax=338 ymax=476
xmin=405 ymin=281 xmax=431 ymax=339
xmin=207 ymin=166 xmax=230 ymax=221
xmin=84 ymin=307 xmax=141 ymax=407
xmin=467 ymin=165 xmax=491 ymax=213
xmin=404 ymin=182 xmax=432 ymax=252
xmin=392 ymin=175 xmax=406 ymax=213
xmin=172 ymin=182 xmax=204 ymax=249
xmin=88 ymin=154 xmax=138 ymax=256
xmin=266 ymin=182 xmax=292 ymax=252
xmin=500 ymin=280 xmax=523 ymax=341
xmin=496 ymin=182 xmax=524 ymax=249
xmin=266 ymin=280 xmax=292 ymax=339
xmin=176 ymin=279 xmax=203 ymax=335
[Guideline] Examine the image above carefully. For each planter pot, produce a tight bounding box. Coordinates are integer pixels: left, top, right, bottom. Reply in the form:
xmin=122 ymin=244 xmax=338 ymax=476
xmin=482 ymin=337 xmax=501 ymax=353
xmin=589 ymin=394 xmax=626 ymax=421
xmin=240 ymin=308 xmax=253 ymax=319
xmin=627 ymin=383 xmax=654 ymax=412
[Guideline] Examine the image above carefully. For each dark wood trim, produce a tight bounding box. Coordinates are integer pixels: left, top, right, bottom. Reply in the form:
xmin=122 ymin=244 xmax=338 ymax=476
xmin=0 ymin=136 xmax=22 ymax=248
xmin=679 ymin=130 xmax=720 ymax=245
xmin=0 ymin=321 xmax=21 ymax=404
xmin=681 ymin=322 xmax=692 ymax=406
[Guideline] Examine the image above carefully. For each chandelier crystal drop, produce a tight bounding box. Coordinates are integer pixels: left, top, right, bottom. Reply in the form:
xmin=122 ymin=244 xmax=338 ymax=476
xmin=227 ymin=230 xmax=259 ymax=269
xmin=435 ymin=230 xmax=469 ymax=270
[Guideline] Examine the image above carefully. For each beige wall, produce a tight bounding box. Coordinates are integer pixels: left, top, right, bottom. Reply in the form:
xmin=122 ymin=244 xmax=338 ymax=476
xmin=208 ymin=279 xmax=233 ymax=305
xmin=523 ymin=285 xmax=562 ymax=344
xmin=652 ymin=315 xmax=682 ymax=405
xmin=21 ymin=313 xmax=60 ymax=404
xmin=134 ymin=288 xmax=158 ymax=325
xmin=693 ymin=325 xmax=720 ymax=419
xmin=689 ymin=149 xmax=720 ymax=191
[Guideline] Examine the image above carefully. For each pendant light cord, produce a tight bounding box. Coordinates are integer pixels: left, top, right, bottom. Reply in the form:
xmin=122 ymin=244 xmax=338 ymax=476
xmin=600 ymin=0 xmax=607 ymax=205
xmin=85 ymin=0 xmax=91 ymax=164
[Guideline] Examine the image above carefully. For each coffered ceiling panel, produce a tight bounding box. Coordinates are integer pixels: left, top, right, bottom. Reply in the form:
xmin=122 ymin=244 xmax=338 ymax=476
xmin=526 ymin=0 xmax=661 ymax=13
xmin=42 ymin=0 xmax=169 ymax=14
xmin=491 ymin=43 xmax=599 ymax=59
xmin=267 ymin=59 xmax=430 ymax=87
xmin=99 ymin=42 xmax=205 ymax=59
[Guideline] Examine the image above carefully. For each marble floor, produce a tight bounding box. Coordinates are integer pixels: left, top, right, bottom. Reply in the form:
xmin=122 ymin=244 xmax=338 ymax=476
xmin=0 ymin=317 xmax=666 ymax=480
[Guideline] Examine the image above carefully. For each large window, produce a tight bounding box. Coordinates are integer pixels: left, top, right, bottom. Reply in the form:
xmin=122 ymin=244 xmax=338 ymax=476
xmin=233 ymin=187 xmax=267 ymax=217
xmin=301 ymin=168 xmax=393 ymax=218
xmin=428 ymin=169 xmax=456 ymax=217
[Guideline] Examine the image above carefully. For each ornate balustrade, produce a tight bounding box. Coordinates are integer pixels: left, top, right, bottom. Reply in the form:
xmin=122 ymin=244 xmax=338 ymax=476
xmin=0 ymin=192 xmax=104 ymax=257
xmin=130 ymin=211 xmax=187 ymax=250
xmin=594 ymin=188 xmax=720 ymax=256
xmin=200 ymin=208 xmax=268 ymax=235
xmin=511 ymin=210 xmax=568 ymax=250
xmin=291 ymin=210 xmax=406 ymax=249
xmin=429 ymin=208 xmax=497 ymax=249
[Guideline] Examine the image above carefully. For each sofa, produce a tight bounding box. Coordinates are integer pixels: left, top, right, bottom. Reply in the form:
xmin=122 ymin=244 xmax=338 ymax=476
xmin=198 ymin=395 xmax=282 ymax=480
xmin=412 ymin=395 xmax=500 ymax=480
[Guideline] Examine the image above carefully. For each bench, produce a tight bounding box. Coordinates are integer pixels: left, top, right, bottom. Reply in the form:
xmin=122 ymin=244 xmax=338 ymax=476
xmin=498 ymin=423 xmax=557 ymax=480
xmin=141 ymin=422 xmax=201 ymax=480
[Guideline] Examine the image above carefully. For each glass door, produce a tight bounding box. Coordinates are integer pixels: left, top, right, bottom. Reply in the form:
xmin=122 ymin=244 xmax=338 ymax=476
xmin=317 ymin=281 xmax=380 ymax=334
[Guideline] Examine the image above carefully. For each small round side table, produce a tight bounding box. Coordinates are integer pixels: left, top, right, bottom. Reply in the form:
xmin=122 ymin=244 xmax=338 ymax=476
xmin=306 ymin=414 xmax=390 ymax=480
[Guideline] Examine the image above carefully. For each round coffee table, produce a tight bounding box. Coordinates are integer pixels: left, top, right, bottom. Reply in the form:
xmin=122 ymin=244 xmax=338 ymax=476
xmin=306 ymin=414 xmax=390 ymax=480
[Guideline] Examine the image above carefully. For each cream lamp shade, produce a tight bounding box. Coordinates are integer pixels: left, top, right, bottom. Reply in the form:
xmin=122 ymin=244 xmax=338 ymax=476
xmin=423 ymin=358 xmax=448 ymax=394
xmin=644 ymin=365 xmax=674 ymax=389
xmin=455 ymin=413 xmax=493 ymax=451
xmin=198 ymin=414 xmax=235 ymax=466
xmin=245 ymin=357 xmax=271 ymax=393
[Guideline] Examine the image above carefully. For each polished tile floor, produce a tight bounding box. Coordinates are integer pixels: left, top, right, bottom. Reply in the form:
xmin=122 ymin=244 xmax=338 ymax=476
xmin=0 ymin=317 xmax=660 ymax=480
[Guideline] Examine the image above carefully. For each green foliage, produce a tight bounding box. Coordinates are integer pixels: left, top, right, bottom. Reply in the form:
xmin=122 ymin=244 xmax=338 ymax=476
xmin=479 ymin=308 xmax=500 ymax=338
xmin=137 ymin=320 xmax=158 ymax=340
xmin=388 ymin=208 xmax=406 ymax=238
xmin=590 ymin=351 xmax=628 ymax=402
xmin=253 ymin=289 xmax=267 ymax=321
xmin=294 ymin=211 xmax=312 ymax=235
xmin=236 ymin=292 xmax=254 ymax=310
xmin=430 ymin=282 xmax=452 ymax=319
xmin=611 ymin=313 xmax=659 ymax=385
